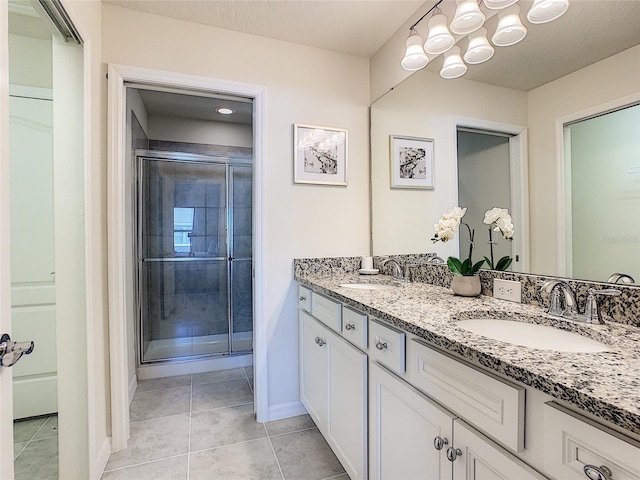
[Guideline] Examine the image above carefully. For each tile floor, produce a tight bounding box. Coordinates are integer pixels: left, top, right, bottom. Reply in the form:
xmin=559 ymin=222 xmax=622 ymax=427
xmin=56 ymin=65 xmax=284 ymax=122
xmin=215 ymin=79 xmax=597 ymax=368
xmin=101 ymin=366 xmax=349 ymax=480
xmin=14 ymin=414 xmax=59 ymax=480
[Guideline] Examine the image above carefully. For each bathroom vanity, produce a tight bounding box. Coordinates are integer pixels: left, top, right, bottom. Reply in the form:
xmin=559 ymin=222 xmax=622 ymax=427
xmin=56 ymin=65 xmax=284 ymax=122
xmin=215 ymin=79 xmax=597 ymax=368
xmin=296 ymin=265 xmax=640 ymax=480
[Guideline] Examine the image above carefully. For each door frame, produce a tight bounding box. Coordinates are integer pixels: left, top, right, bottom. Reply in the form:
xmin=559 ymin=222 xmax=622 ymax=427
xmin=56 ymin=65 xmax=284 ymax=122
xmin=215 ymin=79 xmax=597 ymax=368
xmin=451 ymin=116 xmax=530 ymax=273
xmin=554 ymin=91 xmax=640 ymax=277
xmin=107 ymin=64 xmax=266 ymax=451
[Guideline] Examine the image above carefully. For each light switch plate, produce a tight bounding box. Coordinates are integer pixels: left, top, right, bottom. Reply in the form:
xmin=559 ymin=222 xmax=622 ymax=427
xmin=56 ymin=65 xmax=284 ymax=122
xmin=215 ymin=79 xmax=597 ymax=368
xmin=493 ymin=278 xmax=522 ymax=303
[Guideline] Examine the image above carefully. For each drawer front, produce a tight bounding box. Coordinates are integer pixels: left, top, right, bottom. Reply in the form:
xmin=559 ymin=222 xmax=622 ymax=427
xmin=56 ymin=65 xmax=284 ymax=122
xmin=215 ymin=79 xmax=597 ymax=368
xmin=369 ymin=319 xmax=405 ymax=374
xmin=298 ymin=285 xmax=312 ymax=313
xmin=543 ymin=402 xmax=640 ymax=480
xmin=311 ymin=292 xmax=342 ymax=333
xmin=406 ymin=339 xmax=525 ymax=452
xmin=342 ymin=306 xmax=368 ymax=350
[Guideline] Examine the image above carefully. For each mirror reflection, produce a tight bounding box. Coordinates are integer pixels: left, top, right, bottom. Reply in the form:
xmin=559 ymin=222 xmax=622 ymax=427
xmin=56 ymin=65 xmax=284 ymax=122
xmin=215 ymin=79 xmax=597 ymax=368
xmin=371 ymin=1 xmax=640 ymax=283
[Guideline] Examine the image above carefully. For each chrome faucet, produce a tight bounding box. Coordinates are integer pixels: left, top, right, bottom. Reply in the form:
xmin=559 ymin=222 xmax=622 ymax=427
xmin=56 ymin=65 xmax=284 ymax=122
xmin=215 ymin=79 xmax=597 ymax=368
xmin=379 ymin=258 xmax=403 ymax=279
xmin=583 ymin=288 xmax=621 ymax=324
xmin=607 ymin=272 xmax=635 ymax=284
xmin=539 ymin=280 xmax=579 ymax=319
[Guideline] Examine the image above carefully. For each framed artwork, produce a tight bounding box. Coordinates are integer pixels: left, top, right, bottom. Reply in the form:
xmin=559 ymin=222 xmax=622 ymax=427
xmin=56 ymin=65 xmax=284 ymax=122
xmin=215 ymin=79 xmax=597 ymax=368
xmin=294 ymin=123 xmax=348 ymax=186
xmin=390 ymin=135 xmax=434 ymax=189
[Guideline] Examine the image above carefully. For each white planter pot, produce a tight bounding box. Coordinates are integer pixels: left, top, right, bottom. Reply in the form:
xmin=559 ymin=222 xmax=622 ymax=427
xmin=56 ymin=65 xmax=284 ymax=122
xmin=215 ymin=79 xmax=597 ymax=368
xmin=451 ymin=275 xmax=481 ymax=297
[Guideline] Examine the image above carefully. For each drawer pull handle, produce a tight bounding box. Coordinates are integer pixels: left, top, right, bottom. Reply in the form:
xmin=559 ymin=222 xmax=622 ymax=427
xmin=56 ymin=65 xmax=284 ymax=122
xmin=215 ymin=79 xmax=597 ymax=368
xmin=446 ymin=447 xmax=462 ymax=462
xmin=299 ymin=296 xmax=307 ymax=301
xmin=433 ymin=436 xmax=449 ymax=451
xmin=583 ymin=465 xmax=612 ymax=480
xmin=314 ymin=337 xmax=326 ymax=347
xmin=376 ymin=341 xmax=388 ymax=350
xmin=345 ymin=323 xmax=356 ymax=331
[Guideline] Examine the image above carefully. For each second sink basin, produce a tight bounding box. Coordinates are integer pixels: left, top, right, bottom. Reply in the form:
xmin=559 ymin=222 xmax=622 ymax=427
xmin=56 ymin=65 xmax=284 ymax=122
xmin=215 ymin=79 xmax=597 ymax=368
xmin=456 ymin=318 xmax=609 ymax=353
xmin=339 ymin=283 xmax=396 ymax=291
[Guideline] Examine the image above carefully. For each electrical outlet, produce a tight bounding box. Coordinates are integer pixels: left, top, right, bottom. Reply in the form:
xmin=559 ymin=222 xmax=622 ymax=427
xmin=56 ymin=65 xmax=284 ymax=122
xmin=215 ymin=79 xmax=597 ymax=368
xmin=493 ymin=278 xmax=522 ymax=303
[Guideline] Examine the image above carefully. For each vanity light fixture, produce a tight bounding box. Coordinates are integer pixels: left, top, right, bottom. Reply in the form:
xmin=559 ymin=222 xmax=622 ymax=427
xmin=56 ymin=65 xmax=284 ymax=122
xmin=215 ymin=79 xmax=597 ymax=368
xmin=401 ymin=27 xmax=429 ymax=71
xmin=527 ymin=0 xmax=570 ymax=24
xmin=492 ymin=5 xmax=527 ymax=47
xmin=424 ymin=12 xmax=455 ymax=55
xmin=399 ymin=0 xmax=569 ymax=78
xmin=464 ymin=28 xmax=494 ymax=64
xmin=215 ymin=107 xmax=235 ymax=115
xmin=450 ymin=0 xmax=485 ymax=35
xmin=440 ymin=46 xmax=468 ymax=79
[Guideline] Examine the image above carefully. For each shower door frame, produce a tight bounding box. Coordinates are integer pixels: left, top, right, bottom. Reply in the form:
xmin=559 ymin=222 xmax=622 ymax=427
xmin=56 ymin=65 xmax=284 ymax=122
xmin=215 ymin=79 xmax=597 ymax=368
xmin=135 ymin=150 xmax=253 ymax=365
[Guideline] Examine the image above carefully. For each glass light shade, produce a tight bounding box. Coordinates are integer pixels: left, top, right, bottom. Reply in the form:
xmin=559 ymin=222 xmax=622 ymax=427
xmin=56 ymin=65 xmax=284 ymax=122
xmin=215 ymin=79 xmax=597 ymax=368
xmin=440 ymin=46 xmax=468 ymax=79
xmin=401 ymin=29 xmax=429 ymax=71
xmin=464 ymin=28 xmax=494 ymax=64
xmin=424 ymin=13 xmax=455 ymax=55
xmin=483 ymin=0 xmax=518 ymax=10
xmin=527 ymin=0 xmax=570 ymax=24
xmin=492 ymin=5 xmax=527 ymax=47
xmin=450 ymin=0 xmax=485 ymax=35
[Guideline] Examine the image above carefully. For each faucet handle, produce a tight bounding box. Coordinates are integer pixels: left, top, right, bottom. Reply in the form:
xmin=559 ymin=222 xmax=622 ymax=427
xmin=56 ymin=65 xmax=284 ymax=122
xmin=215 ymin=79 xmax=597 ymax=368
xmin=584 ymin=288 xmax=621 ymax=325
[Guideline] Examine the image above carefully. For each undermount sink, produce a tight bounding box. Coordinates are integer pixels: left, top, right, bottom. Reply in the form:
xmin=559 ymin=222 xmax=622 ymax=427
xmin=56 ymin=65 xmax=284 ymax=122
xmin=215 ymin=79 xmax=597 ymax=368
xmin=456 ymin=318 xmax=610 ymax=353
xmin=339 ymin=283 xmax=396 ymax=291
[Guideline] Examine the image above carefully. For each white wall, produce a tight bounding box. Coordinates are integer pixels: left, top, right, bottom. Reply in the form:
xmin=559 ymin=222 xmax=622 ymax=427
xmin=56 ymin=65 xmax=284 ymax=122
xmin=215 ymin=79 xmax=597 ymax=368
xmin=8 ymin=34 xmax=51 ymax=88
xmin=371 ymin=68 xmax=527 ymax=257
xmin=148 ymin=115 xmax=252 ymax=148
xmin=102 ymin=4 xmax=371 ymax=416
xmin=527 ymin=44 xmax=640 ymax=275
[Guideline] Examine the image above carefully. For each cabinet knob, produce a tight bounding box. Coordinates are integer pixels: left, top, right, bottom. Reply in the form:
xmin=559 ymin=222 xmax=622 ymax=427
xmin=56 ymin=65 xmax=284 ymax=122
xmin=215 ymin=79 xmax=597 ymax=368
xmin=433 ymin=436 xmax=449 ymax=451
xmin=345 ymin=323 xmax=356 ymax=331
xmin=446 ymin=447 xmax=462 ymax=462
xmin=299 ymin=296 xmax=306 ymax=301
xmin=314 ymin=337 xmax=326 ymax=347
xmin=375 ymin=341 xmax=388 ymax=350
xmin=583 ymin=465 xmax=613 ymax=480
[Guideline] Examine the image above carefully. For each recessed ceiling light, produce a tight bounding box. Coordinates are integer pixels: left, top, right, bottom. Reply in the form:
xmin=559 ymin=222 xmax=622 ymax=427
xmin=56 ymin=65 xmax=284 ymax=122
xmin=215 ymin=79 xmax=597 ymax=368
xmin=216 ymin=107 xmax=235 ymax=115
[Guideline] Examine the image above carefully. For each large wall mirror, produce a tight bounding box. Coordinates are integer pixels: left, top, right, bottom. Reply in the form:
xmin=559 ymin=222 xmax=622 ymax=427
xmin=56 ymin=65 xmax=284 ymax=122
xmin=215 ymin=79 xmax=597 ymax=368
xmin=371 ymin=0 xmax=640 ymax=284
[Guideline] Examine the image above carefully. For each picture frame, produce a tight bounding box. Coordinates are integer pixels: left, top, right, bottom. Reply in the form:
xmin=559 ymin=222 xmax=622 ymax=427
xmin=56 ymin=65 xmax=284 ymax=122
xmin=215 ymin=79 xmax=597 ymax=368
xmin=294 ymin=123 xmax=348 ymax=186
xmin=390 ymin=135 xmax=434 ymax=189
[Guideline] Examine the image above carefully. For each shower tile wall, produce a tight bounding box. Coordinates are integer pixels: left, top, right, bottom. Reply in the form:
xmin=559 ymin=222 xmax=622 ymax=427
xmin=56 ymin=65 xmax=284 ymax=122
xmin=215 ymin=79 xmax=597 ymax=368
xmin=232 ymin=167 xmax=253 ymax=338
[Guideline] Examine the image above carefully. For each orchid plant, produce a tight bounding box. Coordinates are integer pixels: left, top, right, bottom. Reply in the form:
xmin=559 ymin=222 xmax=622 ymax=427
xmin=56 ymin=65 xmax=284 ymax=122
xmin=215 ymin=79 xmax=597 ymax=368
xmin=483 ymin=207 xmax=514 ymax=271
xmin=432 ymin=206 xmax=515 ymax=276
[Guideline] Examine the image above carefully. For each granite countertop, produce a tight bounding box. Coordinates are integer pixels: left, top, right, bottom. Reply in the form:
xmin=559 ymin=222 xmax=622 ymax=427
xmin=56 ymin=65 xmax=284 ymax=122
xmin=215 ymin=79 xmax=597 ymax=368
xmin=296 ymin=272 xmax=640 ymax=438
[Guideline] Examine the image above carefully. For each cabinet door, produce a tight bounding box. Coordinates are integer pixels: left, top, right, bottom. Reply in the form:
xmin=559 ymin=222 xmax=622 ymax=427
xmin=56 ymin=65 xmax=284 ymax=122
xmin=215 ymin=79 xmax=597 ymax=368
xmin=327 ymin=330 xmax=367 ymax=480
xmin=370 ymin=362 xmax=454 ymax=480
xmin=452 ymin=419 xmax=546 ymax=480
xmin=299 ymin=311 xmax=329 ymax=429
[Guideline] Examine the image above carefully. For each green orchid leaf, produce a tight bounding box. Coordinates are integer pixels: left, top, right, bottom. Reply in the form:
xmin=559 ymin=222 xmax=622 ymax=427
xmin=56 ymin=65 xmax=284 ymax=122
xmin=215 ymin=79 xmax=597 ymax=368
xmin=447 ymin=257 xmax=463 ymax=276
xmin=483 ymin=256 xmax=493 ymax=269
xmin=495 ymin=256 xmax=513 ymax=271
xmin=461 ymin=258 xmax=473 ymax=274
xmin=471 ymin=259 xmax=485 ymax=274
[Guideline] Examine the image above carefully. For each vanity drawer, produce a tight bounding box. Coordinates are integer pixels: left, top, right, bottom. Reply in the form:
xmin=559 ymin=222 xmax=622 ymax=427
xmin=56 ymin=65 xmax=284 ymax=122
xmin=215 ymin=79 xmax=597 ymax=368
xmin=406 ymin=339 xmax=525 ymax=452
xmin=342 ymin=306 xmax=368 ymax=350
xmin=543 ymin=402 xmax=640 ymax=480
xmin=311 ymin=292 xmax=342 ymax=333
xmin=298 ymin=285 xmax=312 ymax=313
xmin=369 ymin=319 xmax=405 ymax=374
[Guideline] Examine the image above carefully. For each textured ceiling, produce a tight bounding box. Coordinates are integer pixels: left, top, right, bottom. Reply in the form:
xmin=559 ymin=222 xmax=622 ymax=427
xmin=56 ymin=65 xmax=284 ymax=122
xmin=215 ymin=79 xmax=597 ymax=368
xmin=104 ymin=0 xmax=425 ymax=57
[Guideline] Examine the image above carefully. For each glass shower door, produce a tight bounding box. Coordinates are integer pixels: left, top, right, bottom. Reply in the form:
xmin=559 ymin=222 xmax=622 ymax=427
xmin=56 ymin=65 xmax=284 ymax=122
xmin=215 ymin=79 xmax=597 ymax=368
xmin=140 ymin=158 xmax=230 ymax=362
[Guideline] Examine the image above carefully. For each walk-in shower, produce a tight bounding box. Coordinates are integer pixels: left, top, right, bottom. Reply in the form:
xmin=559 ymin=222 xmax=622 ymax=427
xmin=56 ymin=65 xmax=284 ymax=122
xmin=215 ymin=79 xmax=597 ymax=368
xmin=137 ymin=151 xmax=253 ymax=363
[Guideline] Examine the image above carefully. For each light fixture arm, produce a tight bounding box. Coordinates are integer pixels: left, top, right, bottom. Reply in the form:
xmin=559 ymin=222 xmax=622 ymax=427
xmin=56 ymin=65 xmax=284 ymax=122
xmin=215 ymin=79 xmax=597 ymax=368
xmin=410 ymin=0 xmax=445 ymax=31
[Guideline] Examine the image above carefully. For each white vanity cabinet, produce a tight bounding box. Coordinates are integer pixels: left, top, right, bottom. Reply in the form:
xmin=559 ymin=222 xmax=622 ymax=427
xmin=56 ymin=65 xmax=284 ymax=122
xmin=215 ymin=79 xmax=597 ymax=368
xmin=299 ymin=309 xmax=368 ymax=480
xmin=369 ymin=362 xmax=454 ymax=480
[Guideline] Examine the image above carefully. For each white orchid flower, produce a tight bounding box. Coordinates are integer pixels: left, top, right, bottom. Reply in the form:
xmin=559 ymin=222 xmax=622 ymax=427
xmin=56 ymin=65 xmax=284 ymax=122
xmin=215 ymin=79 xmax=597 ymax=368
xmin=483 ymin=207 xmax=509 ymax=225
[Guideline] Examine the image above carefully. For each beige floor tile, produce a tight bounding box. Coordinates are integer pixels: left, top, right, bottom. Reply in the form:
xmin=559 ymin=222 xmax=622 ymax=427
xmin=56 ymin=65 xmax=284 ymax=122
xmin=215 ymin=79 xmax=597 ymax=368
xmin=189 ymin=438 xmax=282 ymax=480
xmin=14 ymin=437 xmax=58 ymax=480
xmin=192 ymin=368 xmax=246 ymax=385
xmin=105 ymin=414 xmax=190 ymax=471
xmin=13 ymin=442 xmax=27 ymax=460
xmin=34 ymin=415 xmax=58 ymax=440
xmin=130 ymin=385 xmax=191 ymax=422
xmin=13 ymin=417 xmax=47 ymax=443
xmin=191 ymin=379 xmax=252 ymax=412
xmin=101 ymin=455 xmax=188 ymax=480
xmin=265 ymin=414 xmax=316 ymax=437
xmin=190 ymin=403 xmax=265 ymax=452
xmin=136 ymin=374 xmax=192 ymax=392
xmin=271 ymin=428 xmax=345 ymax=480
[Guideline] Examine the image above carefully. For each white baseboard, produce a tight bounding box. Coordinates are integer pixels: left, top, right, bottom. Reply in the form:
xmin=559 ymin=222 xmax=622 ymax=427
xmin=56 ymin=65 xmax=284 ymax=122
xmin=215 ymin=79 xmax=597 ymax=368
xmin=267 ymin=401 xmax=307 ymax=422
xmin=93 ymin=437 xmax=111 ymax=480
xmin=128 ymin=375 xmax=137 ymax=405
xmin=137 ymin=353 xmax=252 ymax=380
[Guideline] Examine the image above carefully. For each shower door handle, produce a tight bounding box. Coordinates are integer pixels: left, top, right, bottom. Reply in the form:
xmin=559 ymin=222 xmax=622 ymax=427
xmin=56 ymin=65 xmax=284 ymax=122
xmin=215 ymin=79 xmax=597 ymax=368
xmin=0 ymin=333 xmax=35 ymax=367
